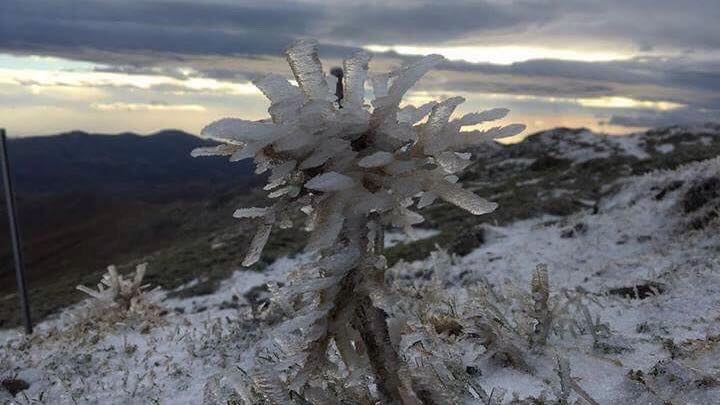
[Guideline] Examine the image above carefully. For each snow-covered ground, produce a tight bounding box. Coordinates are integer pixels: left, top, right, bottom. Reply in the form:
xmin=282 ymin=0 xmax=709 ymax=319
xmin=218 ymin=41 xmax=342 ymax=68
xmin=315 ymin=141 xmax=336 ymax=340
xmin=394 ymin=157 xmax=720 ymax=403
xmin=2 ymin=157 xmax=720 ymax=404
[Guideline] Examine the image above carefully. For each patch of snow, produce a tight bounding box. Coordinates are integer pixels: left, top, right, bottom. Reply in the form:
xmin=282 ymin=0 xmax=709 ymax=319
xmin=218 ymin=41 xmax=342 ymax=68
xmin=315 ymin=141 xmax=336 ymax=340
xmin=3 ymin=158 xmax=720 ymax=403
xmin=655 ymin=143 xmax=675 ymax=154
xmin=393 ymin=157 xmax=720 ymax=403
xmin=534 ymin=129 xmax=652 ymax=164
xmin=610 ymin=133 xmax=651 ymax=160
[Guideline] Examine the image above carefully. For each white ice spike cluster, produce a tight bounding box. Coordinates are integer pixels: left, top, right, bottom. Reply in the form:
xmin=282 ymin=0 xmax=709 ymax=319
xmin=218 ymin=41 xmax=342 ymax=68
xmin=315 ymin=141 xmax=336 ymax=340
xmin=75 ymin=263 xmax=166 ymax=325
xmin=195 ymin=39 xmax=525 ymax=267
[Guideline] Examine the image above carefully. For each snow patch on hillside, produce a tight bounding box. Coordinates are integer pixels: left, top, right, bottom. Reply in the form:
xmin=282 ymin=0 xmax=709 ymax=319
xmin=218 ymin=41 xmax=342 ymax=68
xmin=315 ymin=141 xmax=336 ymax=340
xmin=2 ymin=158 xmax=720 ymax=403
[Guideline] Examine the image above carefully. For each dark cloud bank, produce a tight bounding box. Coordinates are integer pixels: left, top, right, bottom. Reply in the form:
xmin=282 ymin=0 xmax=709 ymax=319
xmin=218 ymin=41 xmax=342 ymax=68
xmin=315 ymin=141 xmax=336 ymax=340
xmin=2 ymin=0 xmax=719 ymax=128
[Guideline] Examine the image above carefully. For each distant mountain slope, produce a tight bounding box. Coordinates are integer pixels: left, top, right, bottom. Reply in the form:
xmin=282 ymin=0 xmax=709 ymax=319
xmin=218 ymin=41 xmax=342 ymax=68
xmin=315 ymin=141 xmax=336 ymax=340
xmin=393 ymin=123 xmax=720 ymax=261
xmin=0 ymin=130 xmax=262 ymax=325
xmin=3 ymin=129 xmax=256 ymax=200
xmin=2 ymin=124 xmax=720 ymax=328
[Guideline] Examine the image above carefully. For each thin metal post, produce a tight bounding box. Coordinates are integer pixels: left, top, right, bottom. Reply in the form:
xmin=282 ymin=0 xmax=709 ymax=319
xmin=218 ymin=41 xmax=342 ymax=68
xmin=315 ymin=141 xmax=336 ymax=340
xmin=0 ymin=129 xmax=32 ymax=334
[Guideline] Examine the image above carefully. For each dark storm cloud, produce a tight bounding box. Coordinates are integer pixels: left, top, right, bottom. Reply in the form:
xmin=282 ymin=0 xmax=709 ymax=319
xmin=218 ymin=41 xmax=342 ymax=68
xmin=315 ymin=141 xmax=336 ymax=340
xmin=0 ymin=1 xmax=353 ymax=76
xmin=610 ymin=108 xmax=720 ymax=128
xmin=0 ymin=0 xmax=319 ymax=57
xmin=536 ymin=0 xmax=720 ymax=51
xmin=2 ymin=0 xmax=719 ymax=130
xmin=0 ymin=0 xmax=558 ymax=58
xmin=425 ymin=57 xmax=720 ymax=109
xmin=4 ymin=0 xmax=716 ymax=61
xmin=325 ymin=0 xmax=560 ymax=45
xmin=441 ymin=58 xmax=720 ymax=93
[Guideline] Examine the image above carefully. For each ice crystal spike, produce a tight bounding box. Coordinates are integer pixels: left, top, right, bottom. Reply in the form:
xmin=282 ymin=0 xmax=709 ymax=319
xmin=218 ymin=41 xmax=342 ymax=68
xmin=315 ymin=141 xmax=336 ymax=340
xmin=300 ymin=139 xmax=349 ymax=169
xmin=201 ymin=118 xmax=277 ymax=144
xmin=242 ymin=212 xmax=275 ymax=266
xmin=190 ymin=144 xmax=238 ymax=158
xmin=421 ymin=97 xmax=466 ymax=153
xmin=435 ymin=151 xmax=472 ymax=173
xmin=285 ymin=39 xmax=328 ymax=101
xmin=432 ymin=180 xmax=498 ymax=215
xmin=253 ymin=73 xmax=301 ymax=104
xmin=456 ymin=108 xmax=509 ymax=126
xmin=417 ymin=191 xmax=438 ymax=208
xmin=268 ymin=160 xmax=297 ymax=184
xmin=342 ymin=51 xmax=371 ymax=106
xmin=370 ymin=73 xmax=389 ymax=99
xmin=423 ymin=97 xmax=464 ymax=139
xmin=305 ymin=172 xmax=355 ymax=192
xmin=306 ymin=213 xmax=344 ymax=252
xmin=253 ymin=73 xmax=303 ymax=123
xmin=233 ymin=207 xmax=269 ymax=219
xmin=398 ymin=101 xmax=438 ymax=124
xmin=382 ymin=54 xmax=445 ymax=108
xmin=487 ymin=123 xmax=527 ymax=139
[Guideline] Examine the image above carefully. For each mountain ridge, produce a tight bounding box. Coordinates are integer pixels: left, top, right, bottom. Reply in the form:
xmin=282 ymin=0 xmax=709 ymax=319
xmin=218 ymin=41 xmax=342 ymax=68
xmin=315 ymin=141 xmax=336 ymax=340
xmin=2 ymin=129 xmax=257 ymax=200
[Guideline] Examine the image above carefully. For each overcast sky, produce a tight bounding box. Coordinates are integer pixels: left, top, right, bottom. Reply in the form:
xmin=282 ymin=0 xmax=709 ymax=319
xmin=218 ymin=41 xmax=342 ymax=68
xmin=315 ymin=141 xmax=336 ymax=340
xmin=1 ymin=0 xmax=719 ymax=137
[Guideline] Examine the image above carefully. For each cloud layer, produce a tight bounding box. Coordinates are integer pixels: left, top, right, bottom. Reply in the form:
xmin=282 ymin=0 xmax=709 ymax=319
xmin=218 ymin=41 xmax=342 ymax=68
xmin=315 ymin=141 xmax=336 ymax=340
xmin=1 ymin=0 xmax=719 ymax=135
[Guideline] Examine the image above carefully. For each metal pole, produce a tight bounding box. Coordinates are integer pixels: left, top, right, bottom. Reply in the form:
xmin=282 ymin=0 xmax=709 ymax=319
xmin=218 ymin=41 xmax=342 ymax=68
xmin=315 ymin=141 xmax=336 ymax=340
xmin=0 ymin=129 xmax=32 ymax=334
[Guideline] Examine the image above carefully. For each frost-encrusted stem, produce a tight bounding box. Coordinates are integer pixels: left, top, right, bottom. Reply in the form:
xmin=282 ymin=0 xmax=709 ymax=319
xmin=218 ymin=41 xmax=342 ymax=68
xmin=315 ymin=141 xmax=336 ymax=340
xmin=530 ymin=264 xmax=551 ymax=347
xmin=326 ymin=218 xmax=404 ymax=402
xmin=352 ymin=294 xmax=403 ymax=402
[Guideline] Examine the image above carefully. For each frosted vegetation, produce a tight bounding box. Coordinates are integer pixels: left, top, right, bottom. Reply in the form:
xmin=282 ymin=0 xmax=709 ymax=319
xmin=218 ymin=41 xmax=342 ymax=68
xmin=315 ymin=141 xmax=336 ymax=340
xmin=190 ymin=38 xmax=525 ymax=402
xmin=74 ymin=263 xmax=166 ymax=330
xmin=193 ymin=39 xmax=525 ymax=269
xmin=3 ymin=155 xmax=720 ymax=404
xmin=3 ymin=40 xmax=720 ymax=404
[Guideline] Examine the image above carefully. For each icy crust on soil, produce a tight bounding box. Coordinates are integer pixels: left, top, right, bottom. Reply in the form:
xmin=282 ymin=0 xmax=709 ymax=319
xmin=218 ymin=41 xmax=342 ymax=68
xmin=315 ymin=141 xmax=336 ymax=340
xmin=2 ymin=158 xmax=720 ymax=404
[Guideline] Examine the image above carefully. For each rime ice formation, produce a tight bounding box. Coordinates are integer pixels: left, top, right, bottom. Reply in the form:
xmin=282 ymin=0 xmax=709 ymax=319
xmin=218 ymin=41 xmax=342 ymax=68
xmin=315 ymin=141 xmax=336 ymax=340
xmin=195 ymin=38 xmax=525 ymax=267
xmin=74 ymin=263 xmax=166 ymax=326
xmin=192 ymin=39 xmax=525 ymax=401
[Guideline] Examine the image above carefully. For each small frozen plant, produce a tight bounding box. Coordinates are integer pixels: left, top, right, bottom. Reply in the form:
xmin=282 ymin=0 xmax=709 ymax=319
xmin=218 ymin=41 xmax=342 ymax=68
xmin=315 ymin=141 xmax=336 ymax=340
xmin=194 ymin=39 xmax=525 ymax=402
xmin=76 ymin=263 xmax=165 ymax=326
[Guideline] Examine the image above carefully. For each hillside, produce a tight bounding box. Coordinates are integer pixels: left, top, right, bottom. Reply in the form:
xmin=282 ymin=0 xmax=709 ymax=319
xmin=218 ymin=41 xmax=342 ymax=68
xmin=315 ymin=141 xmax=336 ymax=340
xmin=2 ymin=129 xmax=719 ymax=403
xmin=1 ymin=124 xmax=719 ymax=329
xmin=392 ymin=123 xmax=720 ymax=261
xmin=1 ymin=130 xmax=257 ymax=199
xmin=0 ymin=130 xmax=260 ymax=327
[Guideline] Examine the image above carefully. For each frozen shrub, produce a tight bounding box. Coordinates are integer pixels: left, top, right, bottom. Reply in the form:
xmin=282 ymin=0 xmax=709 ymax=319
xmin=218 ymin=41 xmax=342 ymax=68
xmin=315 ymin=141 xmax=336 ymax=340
xmin=75 ymin=263 xmax=165 ymax=327
xmin=194 ymin=39 xmax=525 ymax=402
xmin=385 ymin=257 xmax=604 ymax=403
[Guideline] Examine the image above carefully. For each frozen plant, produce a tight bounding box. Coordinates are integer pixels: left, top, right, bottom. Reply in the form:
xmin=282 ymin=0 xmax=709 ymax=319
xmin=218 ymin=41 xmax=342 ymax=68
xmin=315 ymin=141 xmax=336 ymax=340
xmin=194 ymin=39 xmax=525 ymax=402
xmin=75 ymin=263 xmax=166 ymax=327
